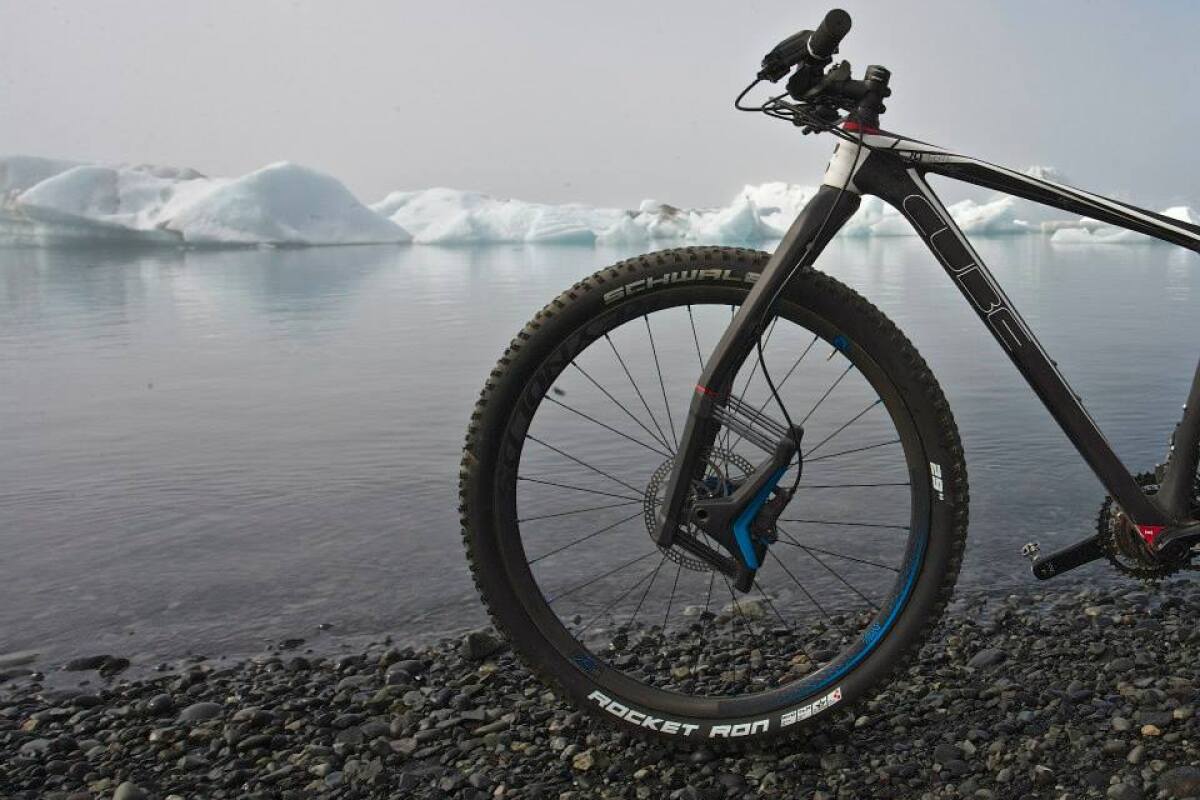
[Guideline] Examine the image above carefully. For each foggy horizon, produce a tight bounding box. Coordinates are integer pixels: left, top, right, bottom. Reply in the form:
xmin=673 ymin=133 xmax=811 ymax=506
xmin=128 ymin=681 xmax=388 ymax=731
xmin=4 ymin=0 xmax=1199 ymax=209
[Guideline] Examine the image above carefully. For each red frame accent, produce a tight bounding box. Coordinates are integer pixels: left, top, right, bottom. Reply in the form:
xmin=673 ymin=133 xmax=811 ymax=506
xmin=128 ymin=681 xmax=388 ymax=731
xmin=1136 ymin=524 xmax=1166 ymax=546
xmin=843 ymin=121 xmax=881 ymax=134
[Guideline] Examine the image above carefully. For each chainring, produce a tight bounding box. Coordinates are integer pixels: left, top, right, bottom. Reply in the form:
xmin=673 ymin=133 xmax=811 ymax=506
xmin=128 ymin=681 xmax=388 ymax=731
xmin=1098 ymin=471 xmax=1200 ymax=581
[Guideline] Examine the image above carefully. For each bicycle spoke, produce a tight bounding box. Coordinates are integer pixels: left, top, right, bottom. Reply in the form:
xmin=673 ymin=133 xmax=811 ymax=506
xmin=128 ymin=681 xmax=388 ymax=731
xmin=751 ymin=579 xmax=792 ymax=634
xmin=799 ymin=363 xmax=855 ymax=425
xmin=576 ymin=562 xmax=661 ymax=637
xmin=751 ymin=577 xmax=825 ymax=667
xmin=687 ymin=305 xmax=705 ymax=369
xmin=719 ymin=573 xmax=754 ymax=633
xmin=525 ymin=434 xmax=646 ymax=496
xmin=571 ymin=362 xmax=673 ymax=452
xmin=606 ymin=333 xmax=673 ymax=453
xmin=644 ymin=315 xmax=679 ymax=450
xmin=780 ymin=518 xmax=909 ymax=531
xmin=733 ymin=316 xmax=779 ymax=405
xmin=794 ymin=481 xmax=910 ymax=490
xmin=529 ymin=512 xmax=643 ymax=564
xmin=761 ymin=592 xmax=826 ymax=681
xmin=716 ymin=318 xmax=777 ymax=454
xmin=663 ymin=563 xmax=682 ymax=628
xmin=767 ymin=549 xmax=831 ymax=620
xmin=775 ymin=333 xmax=821 ymax=390
xmin=544 ymin=396 xmax=672 ymax=459
xmin=688 ymin=305 xmax=733 ymax=469
xmin=518 ymin=500 xmax=641 ymax=524
xmin=726 ymin=332 xmax=820 ymax=451
xmin=805 ymin=438 xmax=901 ymax=464
xmin=628 ymin=555 xmax=667 ymax=628
xmin=547 ymin=550 xmax=658 ymax=603
xmin=774 ymin=540 xmax=900 ymax=572
xmin=518 ymin=476 xmax=643 ymax=502
xmin=511 ymin=294 xmax=921 ymax=700
xmin=803 ymin=398 xmax=883 ymax=457
xmin=780 ymin=528 xmax=879 ymax=610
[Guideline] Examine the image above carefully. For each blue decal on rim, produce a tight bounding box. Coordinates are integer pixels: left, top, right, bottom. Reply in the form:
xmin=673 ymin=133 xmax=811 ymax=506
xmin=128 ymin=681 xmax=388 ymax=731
xmin=572 ymin=653 xmax=601 ymax=675
xmin=783 ymin=529 xmax=926 ymax=701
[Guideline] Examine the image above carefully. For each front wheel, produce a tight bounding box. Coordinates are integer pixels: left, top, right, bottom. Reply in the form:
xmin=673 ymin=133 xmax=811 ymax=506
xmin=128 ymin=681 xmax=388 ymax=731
xmin=460 ymin=246 xmax=968 ymax=745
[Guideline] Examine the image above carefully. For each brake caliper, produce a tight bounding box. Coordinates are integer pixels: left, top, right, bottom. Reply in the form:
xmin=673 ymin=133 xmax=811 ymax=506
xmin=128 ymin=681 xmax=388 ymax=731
xmin=690 ymin=395 xmax=802 ymax=592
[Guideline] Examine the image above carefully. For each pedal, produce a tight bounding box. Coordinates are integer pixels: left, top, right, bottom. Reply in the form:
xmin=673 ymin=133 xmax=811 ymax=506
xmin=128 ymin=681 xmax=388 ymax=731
xmin=1030 ymin=535 xmax=1106 ymax=580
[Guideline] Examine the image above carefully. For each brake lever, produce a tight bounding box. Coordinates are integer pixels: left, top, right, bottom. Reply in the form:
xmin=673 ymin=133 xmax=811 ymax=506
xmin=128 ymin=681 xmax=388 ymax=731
xmin=798 ymin=59 xmax=852 ymax=101
xmin=769 ymin=98 xmax=840 ymax=134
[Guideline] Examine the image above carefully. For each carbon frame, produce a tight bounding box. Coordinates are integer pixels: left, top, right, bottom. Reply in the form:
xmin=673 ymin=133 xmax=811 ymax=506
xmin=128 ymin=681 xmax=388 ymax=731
xmin=849 ymin=131 xmax=1200 ymax=528
xmin=656 ymin=129 xmax=1200 ymax=565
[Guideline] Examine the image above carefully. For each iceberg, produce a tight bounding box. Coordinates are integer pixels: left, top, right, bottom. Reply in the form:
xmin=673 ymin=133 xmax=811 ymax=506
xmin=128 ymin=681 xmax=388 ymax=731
xmin=2 ymin=157 xmax=409 ymax=247
xmin=1 ymin=154 xmax=1193 ymax=248
xmin=1050 ymin=206 xmax=1200 ymax=245
xmin=166 ymin=163 xmax=409 ymax=245
xmin=372 ymin=187 xmax=611 ymax=244
xmin=1 ymin=155 xmax=87 ymax=199
xmin=947 ymin=196 xmax=1027 ymax=234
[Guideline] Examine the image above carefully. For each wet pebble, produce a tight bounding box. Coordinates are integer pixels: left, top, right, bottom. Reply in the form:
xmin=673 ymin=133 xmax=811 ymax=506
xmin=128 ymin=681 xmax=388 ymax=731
xmin=3 ymin=586 xmax=1200 ymax=799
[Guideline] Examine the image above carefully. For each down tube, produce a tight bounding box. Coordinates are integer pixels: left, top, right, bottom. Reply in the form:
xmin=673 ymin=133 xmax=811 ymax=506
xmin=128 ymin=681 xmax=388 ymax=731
xmin=859 ymin=164 xmax=1167 ymax=526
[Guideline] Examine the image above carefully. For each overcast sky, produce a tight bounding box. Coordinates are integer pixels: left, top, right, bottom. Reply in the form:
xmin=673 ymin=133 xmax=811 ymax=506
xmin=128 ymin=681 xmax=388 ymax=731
xmin=3 ymin=0 xmax=1198 ymax=208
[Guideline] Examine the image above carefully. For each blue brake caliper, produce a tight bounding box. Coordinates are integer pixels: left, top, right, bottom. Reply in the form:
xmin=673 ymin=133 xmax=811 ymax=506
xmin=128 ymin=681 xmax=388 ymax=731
xmin=732 ymin=466 xmax=788 ymax=569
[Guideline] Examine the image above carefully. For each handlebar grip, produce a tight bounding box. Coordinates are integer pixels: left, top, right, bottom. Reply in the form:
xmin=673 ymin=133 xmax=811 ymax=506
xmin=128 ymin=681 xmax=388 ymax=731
xmin=807 ymin=9 xmax=851 ymax=60
xmin=758 ymin=8 xmax=852 ymax=82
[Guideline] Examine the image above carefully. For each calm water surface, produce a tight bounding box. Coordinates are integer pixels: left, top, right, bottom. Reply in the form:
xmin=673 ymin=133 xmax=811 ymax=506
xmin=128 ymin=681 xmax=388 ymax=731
xmin=1 ymin=238 xmax=1197 ymax=664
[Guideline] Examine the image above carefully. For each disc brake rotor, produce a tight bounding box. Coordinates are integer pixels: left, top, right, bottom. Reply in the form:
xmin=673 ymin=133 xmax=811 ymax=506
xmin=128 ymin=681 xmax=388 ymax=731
xmin=643 ymin=449 xmax=757 ymax=572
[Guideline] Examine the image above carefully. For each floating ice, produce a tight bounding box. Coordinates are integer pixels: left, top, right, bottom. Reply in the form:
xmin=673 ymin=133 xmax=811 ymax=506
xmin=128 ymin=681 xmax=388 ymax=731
xmin=1049 ymin=206 xmax=1200 ymax=245
xmin=167 ymin=163 xmax=409 ymax=245
xmin=1 ymin=155 xmax=84 ymax=198
xmin=372 ymin=188 xmax=609 ymax=244
xmin=2 ymin=158 xmax=408 ymax=246
xmin=2 ymin=154 xmax=1193 ymax=248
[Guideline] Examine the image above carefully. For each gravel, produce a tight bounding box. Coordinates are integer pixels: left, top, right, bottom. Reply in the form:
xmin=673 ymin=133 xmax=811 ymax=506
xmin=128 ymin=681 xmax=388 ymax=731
xmin=3 ymin=583 xmax=1200 ymax=799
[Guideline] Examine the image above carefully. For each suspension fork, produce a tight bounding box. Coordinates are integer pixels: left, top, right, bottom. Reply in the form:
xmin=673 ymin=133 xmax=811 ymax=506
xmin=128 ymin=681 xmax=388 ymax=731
xmin=652 ymin=180 xmax=862 ymax=549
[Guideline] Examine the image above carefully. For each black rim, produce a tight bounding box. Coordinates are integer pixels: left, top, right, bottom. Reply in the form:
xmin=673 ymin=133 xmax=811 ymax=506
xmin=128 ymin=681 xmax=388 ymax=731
xmin=495 ymin=285 xmax=930 ymax=716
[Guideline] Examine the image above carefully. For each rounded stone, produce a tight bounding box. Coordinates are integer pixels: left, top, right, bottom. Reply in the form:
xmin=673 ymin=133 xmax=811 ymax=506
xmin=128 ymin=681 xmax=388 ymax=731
xmin=177 ymin=701 xmax=223 ymax=723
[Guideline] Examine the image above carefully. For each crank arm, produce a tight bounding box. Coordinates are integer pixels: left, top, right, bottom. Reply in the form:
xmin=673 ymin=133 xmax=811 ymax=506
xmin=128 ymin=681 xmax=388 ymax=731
xmin=1031 ymin=534 xmax=1107 ymax=579
xmin=1153 ymin=521 xmax=1200 ymax=559
xmin=1033 ymin=520 xmax=1200 ymax=580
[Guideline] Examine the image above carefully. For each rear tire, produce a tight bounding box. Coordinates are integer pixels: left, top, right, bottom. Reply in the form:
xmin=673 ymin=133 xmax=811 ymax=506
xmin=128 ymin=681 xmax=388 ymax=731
xmin=460 ymin=246 xmax=968 ymax=745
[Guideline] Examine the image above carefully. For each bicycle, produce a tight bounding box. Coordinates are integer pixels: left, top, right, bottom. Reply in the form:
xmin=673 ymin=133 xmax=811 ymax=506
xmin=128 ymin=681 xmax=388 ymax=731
xmin=459 ymin=9 xmax=1200 ymax=745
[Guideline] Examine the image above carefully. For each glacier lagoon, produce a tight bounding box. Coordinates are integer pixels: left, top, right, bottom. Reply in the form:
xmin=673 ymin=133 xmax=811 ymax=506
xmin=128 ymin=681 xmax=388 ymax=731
xmin=4 ymin=155 xmax=1196 ymax=247
xmin=1 ymin=237 xmax=1198 ymax=664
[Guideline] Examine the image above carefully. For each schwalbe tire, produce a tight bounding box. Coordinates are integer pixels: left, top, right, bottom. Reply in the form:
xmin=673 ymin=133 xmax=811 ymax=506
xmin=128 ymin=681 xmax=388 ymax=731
xmin=460 ymin=246 xmax=968 ymax=747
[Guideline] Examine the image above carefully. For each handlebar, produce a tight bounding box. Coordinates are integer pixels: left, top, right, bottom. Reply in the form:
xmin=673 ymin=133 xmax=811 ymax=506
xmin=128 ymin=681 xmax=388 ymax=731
xmin=758 ymin=9 xmax=852 ymax=82
xmin=808 ymin=8 xmax=852 ymax=61
xmin=751 ymin=9 xmax=890 ymax=127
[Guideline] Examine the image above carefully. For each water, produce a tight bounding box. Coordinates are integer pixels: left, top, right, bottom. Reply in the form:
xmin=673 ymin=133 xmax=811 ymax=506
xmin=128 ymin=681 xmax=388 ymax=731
xmin=1 ymin=238 xmax=1197 ymax=665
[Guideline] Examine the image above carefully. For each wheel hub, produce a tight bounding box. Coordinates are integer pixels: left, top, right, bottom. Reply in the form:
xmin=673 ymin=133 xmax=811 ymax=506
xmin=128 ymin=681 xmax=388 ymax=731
xmin=643 ymin=449 xmax=758 ymax=573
